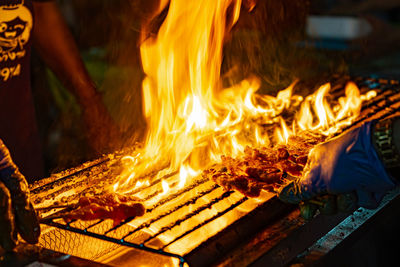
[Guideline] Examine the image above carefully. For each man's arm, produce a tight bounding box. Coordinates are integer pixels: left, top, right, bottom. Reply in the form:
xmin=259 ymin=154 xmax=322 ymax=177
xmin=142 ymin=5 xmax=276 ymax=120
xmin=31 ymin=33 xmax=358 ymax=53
xmin=32 ymin=1 xmax=120 ymax=152
xmin=32 ymin=0 xmax=95 ymax=106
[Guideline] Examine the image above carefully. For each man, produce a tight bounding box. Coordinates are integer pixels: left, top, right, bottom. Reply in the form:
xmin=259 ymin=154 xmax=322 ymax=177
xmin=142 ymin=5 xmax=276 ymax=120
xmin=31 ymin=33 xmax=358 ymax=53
xmin=1 ymin=0 xmax=118 ymax=182
xmin=0 ymin=0 xmax=118 ymax=250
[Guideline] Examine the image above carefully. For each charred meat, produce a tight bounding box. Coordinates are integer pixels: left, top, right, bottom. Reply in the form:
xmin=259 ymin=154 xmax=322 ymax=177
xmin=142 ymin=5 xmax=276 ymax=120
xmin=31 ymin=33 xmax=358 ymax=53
xmin=203 ymin=132 xmax=325 ymax=197
xmin=60 ymin=193 xmax=145 ymax=226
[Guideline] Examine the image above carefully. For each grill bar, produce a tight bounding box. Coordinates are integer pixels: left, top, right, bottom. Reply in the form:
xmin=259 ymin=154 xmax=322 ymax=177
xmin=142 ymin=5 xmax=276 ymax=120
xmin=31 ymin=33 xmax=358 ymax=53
xmin=120 ymin=184 xmax=219 ymax=239
xmin=85 ymin=219 xmax=104 ymax=230
xmin=140 ymin=173 xmax=207 ymax=202
xmin=103 ymin=179 xmax=217 ymax=235
xmin=148 ymin=177 xmax=210 ymax=211
xmin=334 ymin=89 xmax=400 ymax=136
xmin=142 ymin=190 xmax=235 ymax=244
xmin=31 ymin=156 xmax=112 ymax=195
xmin=161 ymin=196 xmax=248 ymax=249
xmin=139 ymin=171 xmax=180 ymax=200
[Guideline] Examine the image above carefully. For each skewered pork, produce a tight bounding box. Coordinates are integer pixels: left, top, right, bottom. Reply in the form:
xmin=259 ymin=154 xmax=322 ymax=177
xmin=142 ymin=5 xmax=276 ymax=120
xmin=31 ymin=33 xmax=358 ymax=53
xmin=61 ymin=193 xmax=145 ymax=226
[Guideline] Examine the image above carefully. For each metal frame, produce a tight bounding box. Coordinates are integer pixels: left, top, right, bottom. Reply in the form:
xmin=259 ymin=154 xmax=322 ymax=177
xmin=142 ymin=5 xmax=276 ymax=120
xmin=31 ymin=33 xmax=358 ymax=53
xmin=43 ymin=219 xmax=186 ymax=266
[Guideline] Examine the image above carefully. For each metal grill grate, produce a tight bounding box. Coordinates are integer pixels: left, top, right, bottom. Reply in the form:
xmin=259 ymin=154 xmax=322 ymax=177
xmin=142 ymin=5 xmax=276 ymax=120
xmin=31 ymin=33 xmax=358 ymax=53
xmin=36 ymin=76 xmax=400 ymax=266
xmin=39 ymin=171 xmax=264 ymax=266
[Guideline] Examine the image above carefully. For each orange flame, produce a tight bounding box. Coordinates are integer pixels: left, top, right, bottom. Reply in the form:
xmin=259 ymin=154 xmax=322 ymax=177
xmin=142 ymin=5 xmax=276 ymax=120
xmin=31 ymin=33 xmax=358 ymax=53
xmin=112 ymin=0 xmax=375 ymax=197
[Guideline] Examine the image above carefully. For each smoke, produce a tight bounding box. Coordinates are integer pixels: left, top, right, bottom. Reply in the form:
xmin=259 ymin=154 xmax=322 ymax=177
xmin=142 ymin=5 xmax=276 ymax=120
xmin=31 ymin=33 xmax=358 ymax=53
xmin=222 ymin=0 xmax=347 ymax=95
xmin=100 ymin=0 xmax=343 ymax=146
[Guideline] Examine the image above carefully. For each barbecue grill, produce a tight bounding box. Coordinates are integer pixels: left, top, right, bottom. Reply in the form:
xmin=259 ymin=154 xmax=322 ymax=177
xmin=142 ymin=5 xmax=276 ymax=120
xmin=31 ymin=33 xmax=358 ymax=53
xmin=29 ymin=75 xmax=400 ymax=267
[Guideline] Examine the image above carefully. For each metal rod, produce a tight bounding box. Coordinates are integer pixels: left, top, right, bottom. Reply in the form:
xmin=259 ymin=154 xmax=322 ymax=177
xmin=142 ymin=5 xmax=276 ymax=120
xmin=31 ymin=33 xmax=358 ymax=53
xmin=103 ymin=181 xmax=216 ymax=235
xmin=119 ymin=184 xmax=220 ymax=240
xmin=35 ymin=204 xmax=72 ymax=211
xmin=142 ymin=190 xmax=234 ymax=244
xmin=161 ymin=196 xmax=248 ymax=249
xmin=147 ymin=177 xmax=210 ymax=211
xmin=129 ymin=170 xmax=179 ymax=196
xmin=31 ymin=156 xmax=111 ymax=195
xmin=85 ymin=219 xmax=104 ymax=230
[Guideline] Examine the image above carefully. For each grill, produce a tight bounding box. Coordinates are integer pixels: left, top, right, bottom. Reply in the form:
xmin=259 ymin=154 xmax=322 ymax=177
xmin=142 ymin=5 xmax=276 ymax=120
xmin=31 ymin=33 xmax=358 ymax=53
xmin=30 ymin=75 xmax=400 ymax=267
xmin=33 ymin=155 xmax=284 ymax=266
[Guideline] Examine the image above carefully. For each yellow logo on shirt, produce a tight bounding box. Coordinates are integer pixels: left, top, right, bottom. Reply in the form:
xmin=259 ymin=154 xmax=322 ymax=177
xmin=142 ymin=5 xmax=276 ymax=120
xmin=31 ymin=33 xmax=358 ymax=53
xmin=0 ymin=63 xmax=20 ymax=81
xmin=0 ymin=0 xmax=32 ymax=81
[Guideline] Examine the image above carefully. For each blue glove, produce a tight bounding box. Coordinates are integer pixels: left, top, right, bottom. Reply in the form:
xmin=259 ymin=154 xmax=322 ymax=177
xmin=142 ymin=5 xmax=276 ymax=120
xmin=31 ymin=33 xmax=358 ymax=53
xmin=278 ymin=121 xmax=397 ymax=210
xmin=0 ymin=139 xmax=40 ymax=250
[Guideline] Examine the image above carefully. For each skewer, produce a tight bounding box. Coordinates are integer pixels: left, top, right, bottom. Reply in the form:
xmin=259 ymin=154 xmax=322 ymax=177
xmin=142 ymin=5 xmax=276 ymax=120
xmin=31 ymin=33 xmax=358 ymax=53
xmin=39 ymin=214 xmax=66 ymax=222
xmin=37 ymin=204 xmax=78 ymax=222
xmin=34 ymin=203 xmax=77 ymax=211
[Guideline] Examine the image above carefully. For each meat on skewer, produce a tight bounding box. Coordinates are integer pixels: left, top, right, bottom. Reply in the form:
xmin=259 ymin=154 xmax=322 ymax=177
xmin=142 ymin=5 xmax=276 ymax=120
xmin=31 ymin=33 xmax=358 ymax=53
xmin=59 ymin=193 xmax=145 ymax=226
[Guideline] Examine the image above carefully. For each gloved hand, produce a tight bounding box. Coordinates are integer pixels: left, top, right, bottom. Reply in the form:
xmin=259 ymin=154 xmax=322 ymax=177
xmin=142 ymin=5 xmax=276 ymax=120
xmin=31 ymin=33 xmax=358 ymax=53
xmin=0 ymin=139 xmax=40 ymax=251
xmin=278 ymin=121 xmax=397 ymax=217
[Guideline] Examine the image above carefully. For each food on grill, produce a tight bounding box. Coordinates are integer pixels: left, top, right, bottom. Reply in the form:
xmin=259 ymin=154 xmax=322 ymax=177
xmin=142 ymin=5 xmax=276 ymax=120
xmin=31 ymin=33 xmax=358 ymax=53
xmin=61 ymin=193 xmax=145 ymax=226
xmin=203 ymin=132 xmax=325 ymax=198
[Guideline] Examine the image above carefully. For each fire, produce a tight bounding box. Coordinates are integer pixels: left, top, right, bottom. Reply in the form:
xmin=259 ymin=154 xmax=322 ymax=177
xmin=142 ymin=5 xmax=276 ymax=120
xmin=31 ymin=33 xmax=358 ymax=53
xmin=161 ymin=180 xmax=170 ymax=196
xmin=112 ymin=0 xmax=375 ymax=199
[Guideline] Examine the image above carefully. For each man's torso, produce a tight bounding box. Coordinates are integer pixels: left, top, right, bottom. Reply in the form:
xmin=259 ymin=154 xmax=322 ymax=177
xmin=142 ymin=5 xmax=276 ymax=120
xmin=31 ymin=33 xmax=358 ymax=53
xmin=0 ymin=0 xmax=44 ymax=181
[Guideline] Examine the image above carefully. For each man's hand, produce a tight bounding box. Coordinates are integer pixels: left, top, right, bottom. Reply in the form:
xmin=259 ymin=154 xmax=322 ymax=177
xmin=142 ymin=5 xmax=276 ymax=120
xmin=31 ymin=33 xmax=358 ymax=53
xmin=278 ymin=121 xmax=396 ymax=218
xmin=0 ymin=140 xmax=40 ymax=251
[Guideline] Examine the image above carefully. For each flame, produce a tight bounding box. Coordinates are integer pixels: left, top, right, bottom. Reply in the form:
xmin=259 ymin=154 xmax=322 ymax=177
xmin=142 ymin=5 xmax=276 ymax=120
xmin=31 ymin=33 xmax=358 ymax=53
xmin=112 ymin=0 xmax=375 ymax=201
xmin=178 ymin=165 xmax=200 ymax=189
xmin=293 ymin=81 xmax=370 ymax=137
xmin=161 ymin=180 xmax=170 ymax=196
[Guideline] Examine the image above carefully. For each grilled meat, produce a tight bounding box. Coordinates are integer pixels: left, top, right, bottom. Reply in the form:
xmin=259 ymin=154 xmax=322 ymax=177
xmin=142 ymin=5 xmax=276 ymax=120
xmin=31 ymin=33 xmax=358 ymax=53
xmin=203 ymin=132 xmax=325 ymax=198
xmin=61 ymin=193 xmax=145 ymax=226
